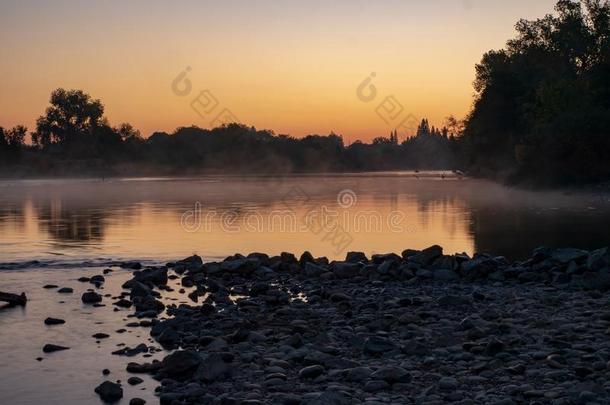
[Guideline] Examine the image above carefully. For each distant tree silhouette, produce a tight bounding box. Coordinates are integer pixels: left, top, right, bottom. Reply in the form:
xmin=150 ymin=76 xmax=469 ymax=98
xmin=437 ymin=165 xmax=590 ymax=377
xmin=1 ymin=88 xmax=461 ymax=176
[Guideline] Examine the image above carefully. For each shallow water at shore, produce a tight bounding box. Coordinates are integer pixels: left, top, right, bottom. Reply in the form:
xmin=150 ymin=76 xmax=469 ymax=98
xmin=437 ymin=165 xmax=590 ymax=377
xmin=0 ymin=266 xmax=187 ymax=404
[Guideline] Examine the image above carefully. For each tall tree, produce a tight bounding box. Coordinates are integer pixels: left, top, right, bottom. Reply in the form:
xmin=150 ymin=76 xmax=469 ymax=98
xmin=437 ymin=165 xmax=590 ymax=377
xmin=32 ymin=89 xmax=104 ymax=148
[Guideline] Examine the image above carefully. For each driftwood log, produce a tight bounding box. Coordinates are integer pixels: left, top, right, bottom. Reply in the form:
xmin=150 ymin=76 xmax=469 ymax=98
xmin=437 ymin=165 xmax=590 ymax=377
xmin=0 ymin=291 xmax=27 ymax=306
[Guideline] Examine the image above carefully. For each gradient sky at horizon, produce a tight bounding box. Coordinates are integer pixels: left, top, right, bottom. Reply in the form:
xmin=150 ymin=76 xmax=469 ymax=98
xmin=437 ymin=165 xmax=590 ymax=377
xmin=0 ymin=0 xmax=558 ymax=141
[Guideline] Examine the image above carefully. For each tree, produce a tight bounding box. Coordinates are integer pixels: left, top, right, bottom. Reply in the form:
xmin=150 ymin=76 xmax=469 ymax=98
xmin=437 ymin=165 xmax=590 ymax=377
xmin=32 ymin=89 xmax=104 ymax=148
xmin=462 ymin=0 xmax=610 ymax=184
xmin=5 ymin=125 xmax=27 ymax=147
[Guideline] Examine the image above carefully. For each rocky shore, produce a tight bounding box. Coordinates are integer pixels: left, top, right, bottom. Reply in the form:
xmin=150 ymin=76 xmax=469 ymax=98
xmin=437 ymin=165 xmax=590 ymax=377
xmin=46 ymin=246 xmax=610 ymax=403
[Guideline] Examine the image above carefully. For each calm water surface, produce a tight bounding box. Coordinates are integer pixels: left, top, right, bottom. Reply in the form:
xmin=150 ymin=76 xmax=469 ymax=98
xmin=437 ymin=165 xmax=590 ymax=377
xmin=1 ymin=173 xmax=609 ymax=264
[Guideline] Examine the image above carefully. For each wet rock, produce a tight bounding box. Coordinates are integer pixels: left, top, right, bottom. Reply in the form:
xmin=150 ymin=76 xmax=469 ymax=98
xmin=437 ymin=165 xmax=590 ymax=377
xmin=42 ymin=344 xmax=69 ymax=353
xmin=57 ymin=287 xmax=73 ymax=293
xmin=44 ymin=317 xmax=65 ymax=325
xmin=94 ymin=381 xmax=123 ymax=402
xmin=113 ymin=298 xmax=132 ymax=308
xmin=81 ymin=291 xmax=103 ymax=304
xmin=127 ymin=376 xmax=143 ymax=385
xmin=90 ymin=275 xmax=105 ymax=284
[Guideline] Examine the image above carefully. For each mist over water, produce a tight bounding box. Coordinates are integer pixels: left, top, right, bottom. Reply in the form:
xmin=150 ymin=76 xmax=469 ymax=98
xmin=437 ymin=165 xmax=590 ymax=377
xmin=1 ymin=173 xmax=609 ymax=265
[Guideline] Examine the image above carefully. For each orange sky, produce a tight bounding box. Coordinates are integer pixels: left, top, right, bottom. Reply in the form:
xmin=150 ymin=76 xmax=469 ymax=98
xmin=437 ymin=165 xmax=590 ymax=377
xmin=0 ymin=0 xmax=558 ymax=142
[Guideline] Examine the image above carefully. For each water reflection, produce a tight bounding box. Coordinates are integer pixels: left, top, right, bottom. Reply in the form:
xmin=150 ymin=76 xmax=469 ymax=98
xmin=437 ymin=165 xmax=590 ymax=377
xmin=0 ymin=175 xmax=609 ymax=263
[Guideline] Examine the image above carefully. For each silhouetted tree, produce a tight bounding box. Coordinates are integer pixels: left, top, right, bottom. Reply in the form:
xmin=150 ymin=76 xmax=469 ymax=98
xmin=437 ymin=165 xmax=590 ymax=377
xmin=32 ymin=88 xmax=104 ymax=148
xmin=463 ymin=0 xmax=610 ymax=184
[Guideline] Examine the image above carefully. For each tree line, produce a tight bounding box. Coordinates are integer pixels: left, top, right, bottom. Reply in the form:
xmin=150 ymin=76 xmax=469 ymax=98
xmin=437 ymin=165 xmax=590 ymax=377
xmin=0 ymin=88 xmax=459 ymax=176
xmin=2 ymin=0 xmax=609 ymax=185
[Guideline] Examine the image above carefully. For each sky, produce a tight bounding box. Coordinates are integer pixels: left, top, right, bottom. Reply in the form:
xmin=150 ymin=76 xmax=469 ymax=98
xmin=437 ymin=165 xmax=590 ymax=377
xmin=0 ymin=0 xmax=558 ymax=142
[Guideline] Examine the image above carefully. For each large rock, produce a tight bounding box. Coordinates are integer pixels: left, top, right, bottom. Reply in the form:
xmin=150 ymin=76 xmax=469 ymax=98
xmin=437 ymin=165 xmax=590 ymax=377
xmin=94 ymin=381 xmax=123 ymax=402
xmin=410 ymin=245 xmax=443 ymax=265
xmin=194 ymin=353 xmax=232 ymax=382
xmin=220 ymin=258 xmax=259 ymax=274
xmin=160 ymin=350 xmax=202 ymax=379
xmin=133 ymin=267 xmax=168 ymax=286
xmin=332 ymin=262 xmax=360 ymax=279
xmin=81 ymin=291 xmax=102 ymax=304
xmin=345 ymin=251 xmax=368 ymax=263
xmin=304 ymin=262 xmax=327 ymax=277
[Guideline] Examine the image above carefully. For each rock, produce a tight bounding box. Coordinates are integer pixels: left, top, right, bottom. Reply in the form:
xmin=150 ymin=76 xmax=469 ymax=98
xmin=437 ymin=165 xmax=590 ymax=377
xmin=81 ymin=291 xmax=103 ymax=304
xmin=410 ymin=245 xmax=443 ymax=265
xmin=42 ymin=344 xmax=69 ymax=353
xmin=363 ymin=336 xmax=397 ymax=355
xmin=332 ymin=262 xmax=360 ymax=278
xmin=133 ymin=267 xmax=168 ymax=286
xmin=433 ymin=269 xmax=460 ymax=281
xmin=113 ymin=298 xmax=132 ymax=308
xmin=120 ymin=261 xmax=142 ymax=270
xmin=127 ymin=376 xmax=143 ymax=385
xmin=102 ymin=369 xmax=110 ymax=375
xmin=43 ymin=284 xmax=58 ymax=289
xmin=345 ymin=251 xmax=368 ymax=263
xmin=90 ymin=275 xmax=105 ymax=284
xmin=439 ymin=376 xmax=458 ymax=390
xmin=485 ymin=338 xmax=505 ymax=356
xmin=160 ymin=350 xmax=202 ymax=379
xmin=438 ymin=294 xmax=471 ymax=306
xmin=579 ymin=268 xmax=610 ymax=291
xmin=345 ymin=367 xmax=373 ymax=382
xmin=364 ymin=380 xmax=390 ymax=392
xmin=370 ymin=366 xmax=411 ymax=383
xmin=44 ymin=317 xmax=65 ymax=325
xmin=94 ymin=381 xmax=123 ymax=402
xmin=194 ymin=353 xmax=232 ymax=382
xmin=305 ymin=390 xmax=351 ymax=405
xmin=57 ymin=287 xmax=73 ymax=293
xmin=299 ymin=251 xmax=315 ymax=265
xmin=299 ymin=365 xmax=324 ymax=379
xmin=92 ymin=333 xmax=110 ymax=339
xmin=549 ymin=248 xmax=589 ymax=264
xmin=129 ymin=399 xmax=146 ymax=405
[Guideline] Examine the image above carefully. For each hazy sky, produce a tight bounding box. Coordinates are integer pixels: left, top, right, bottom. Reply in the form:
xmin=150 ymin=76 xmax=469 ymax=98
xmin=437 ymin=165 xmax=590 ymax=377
xmin=0 ymin=0 xmax=558 ymax=141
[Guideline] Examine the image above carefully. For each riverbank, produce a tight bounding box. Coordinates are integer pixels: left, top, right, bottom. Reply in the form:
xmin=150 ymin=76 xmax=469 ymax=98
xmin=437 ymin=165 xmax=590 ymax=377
xmin=3 ymin=246 xmax=610 ymax=404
